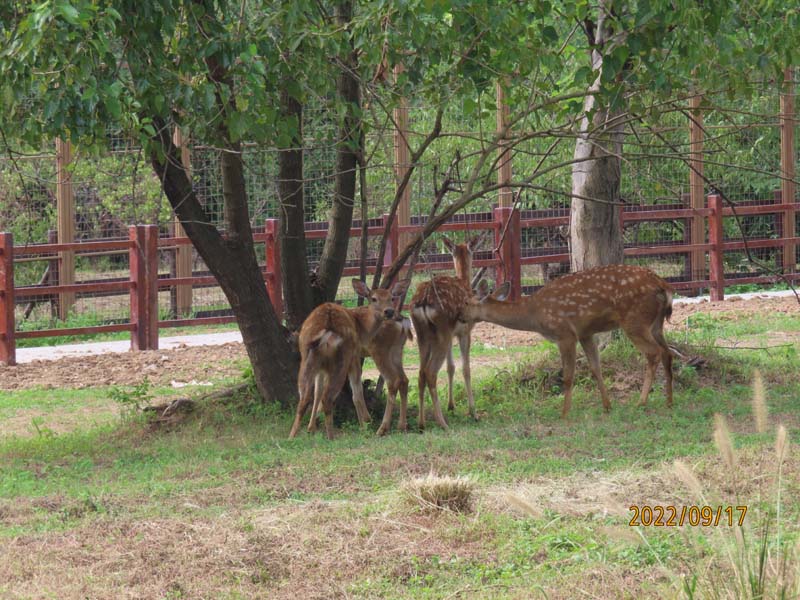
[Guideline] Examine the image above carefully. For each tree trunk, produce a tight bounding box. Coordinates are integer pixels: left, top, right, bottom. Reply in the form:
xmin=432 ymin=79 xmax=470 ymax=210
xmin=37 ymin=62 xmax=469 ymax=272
xmin=313 ymin=0 xmax=361 ymax=303
xmin=149 ymin=118 xmax=298 ymax=406
xmin=278 ymin=89 xmax=314 ymax=330
xmin=570 ymin=5 xmax=625 ymax=272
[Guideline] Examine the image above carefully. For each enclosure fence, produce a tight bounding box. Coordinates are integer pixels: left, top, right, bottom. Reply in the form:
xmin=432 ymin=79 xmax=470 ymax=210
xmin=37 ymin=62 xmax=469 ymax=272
xmin=1 ymin=187 xmax=798 ymax=365
xmin=0 ymin=70 xmax=797 ymax=363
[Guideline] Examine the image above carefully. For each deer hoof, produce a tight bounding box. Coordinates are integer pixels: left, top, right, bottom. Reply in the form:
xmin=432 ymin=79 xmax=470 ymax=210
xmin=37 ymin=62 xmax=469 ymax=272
xmin=376 ymin=426 xmax=389 ymax=436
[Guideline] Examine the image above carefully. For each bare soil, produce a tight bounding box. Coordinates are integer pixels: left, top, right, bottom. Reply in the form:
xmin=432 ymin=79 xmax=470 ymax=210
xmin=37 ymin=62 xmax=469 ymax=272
xmin=1 ymin=295 xmax=797 ymax=392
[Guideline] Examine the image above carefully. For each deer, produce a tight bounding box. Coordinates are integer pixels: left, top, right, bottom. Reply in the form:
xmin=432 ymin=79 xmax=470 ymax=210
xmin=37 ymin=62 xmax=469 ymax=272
xmin=408 ymin=232 xmax=489 ymax=430
xmin=465 ymin=264 xmax=674 ymax=418
xmin=371 ymin=314 xmax=414 ymax=436
xmin=440 ymin=234 xmax=486 ymax=415
xmin=288 ymin=278 xmax=408 ymax=440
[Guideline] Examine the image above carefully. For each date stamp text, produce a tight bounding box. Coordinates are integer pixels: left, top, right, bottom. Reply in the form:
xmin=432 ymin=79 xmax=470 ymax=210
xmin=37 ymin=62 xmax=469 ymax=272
xmin=629 ymin=505 xmax=748 ymax=527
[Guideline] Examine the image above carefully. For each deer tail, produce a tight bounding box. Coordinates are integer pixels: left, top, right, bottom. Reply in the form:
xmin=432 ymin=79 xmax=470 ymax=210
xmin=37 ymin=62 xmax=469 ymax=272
xmin=400 ymin=316 xmax=414 ymax=342
xmin=660 ymin=287 xmax=674 ymax=322
xmin=308 ymin=330 xmax=343 ymax=354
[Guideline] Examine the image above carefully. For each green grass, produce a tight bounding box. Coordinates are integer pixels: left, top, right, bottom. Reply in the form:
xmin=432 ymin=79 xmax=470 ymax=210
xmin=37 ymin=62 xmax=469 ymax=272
xmin=1 ymin=308 xmax=799 ymax=598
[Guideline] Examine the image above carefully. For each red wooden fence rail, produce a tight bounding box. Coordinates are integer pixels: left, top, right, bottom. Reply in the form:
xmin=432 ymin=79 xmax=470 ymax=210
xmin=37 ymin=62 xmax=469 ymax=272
xmin=1 ymin=193 xmax=799 ymax=364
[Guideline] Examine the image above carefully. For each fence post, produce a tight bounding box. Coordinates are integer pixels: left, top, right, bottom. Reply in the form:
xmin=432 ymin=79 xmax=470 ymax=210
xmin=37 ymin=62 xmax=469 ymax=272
xmin=780 ymin=67 xmax=796 ymax=274
xmin=774 ymin=190 xmax=784 ymax=255
xmin=0 ymin=232 xmax=16 ymax=365
xmin=129 ymin=226 xmax=147 ymax=351
xmin=143 ymin=225 xmax=160 ymax=350
xmin=172 ymin=128 xmax=194 ymax=316
xmin=48 ymin=229 xmax=60 ymax=317
xmin=55 ymin=138 xmax=76 ymax=321
xmin=689 ymin=94 xmax=707 ymax=283
xmin=493 ymin=206 xmax=521 ymax=300
xmin=393 ymin=65 xmax=412 ymax=253
xmin=383 ymin=213 xmax=399 ymax=268
xmin=707 ymin=194 xmax=724 ymax=301
xmin=265 ymin=219 xmax=283 ymax=318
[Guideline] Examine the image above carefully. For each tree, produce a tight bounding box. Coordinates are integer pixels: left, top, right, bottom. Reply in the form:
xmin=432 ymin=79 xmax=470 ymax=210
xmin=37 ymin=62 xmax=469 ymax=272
xmin=570 ymin=1 xmax=625 ymax=271
xmin=566 ymin=0 xmax=799 ymax=270
xmin=1 ymin=0 xmax=796 ymax=407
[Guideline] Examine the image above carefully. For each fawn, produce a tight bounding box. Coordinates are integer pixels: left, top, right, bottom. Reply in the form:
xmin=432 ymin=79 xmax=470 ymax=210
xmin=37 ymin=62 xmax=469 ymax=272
xmin=289 ymin=278 xmax=408 ymax=440
xmin=371 ymin=314 xmax=414 ymax=436
xmin=466 ymin=265 xmax=674 ymax=417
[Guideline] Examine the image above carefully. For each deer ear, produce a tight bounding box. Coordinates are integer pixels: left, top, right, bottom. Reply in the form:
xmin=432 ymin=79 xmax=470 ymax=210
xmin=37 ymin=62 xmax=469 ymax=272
xmin=352 ymin=278 xmax=371 ymax=298
xmin=390 ymin=279 xmax=409 ymax=299
xmin=474 ymin=279 xmax=491 ymax=302
xmin=492 ymin=281 xmax=511 ymax=301
xmin=441 ymin=237 xmax=455 ymax=252
xmin=468 ymin=230 xmax=488 ymax=252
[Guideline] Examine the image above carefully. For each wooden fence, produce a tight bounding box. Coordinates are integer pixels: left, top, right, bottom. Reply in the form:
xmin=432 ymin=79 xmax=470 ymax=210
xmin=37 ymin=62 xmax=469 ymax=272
xmin=1 ymin=192 xmax=799 ymax=365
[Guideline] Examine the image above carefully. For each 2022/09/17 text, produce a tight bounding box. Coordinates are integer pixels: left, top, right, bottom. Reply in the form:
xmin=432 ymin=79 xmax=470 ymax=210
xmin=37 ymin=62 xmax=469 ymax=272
xmin=629 ymin=505 xmax=748 ymax=527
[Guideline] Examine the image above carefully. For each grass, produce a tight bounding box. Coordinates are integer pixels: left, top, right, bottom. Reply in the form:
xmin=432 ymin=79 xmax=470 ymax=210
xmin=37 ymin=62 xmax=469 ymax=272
xmin=1 ymin=307 xmax=799 ymax=598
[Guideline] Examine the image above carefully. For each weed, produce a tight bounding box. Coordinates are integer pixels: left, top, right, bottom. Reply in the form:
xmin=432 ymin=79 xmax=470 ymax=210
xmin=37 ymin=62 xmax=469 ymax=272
xmin=109 ymin=378 xmax=152 ymax=419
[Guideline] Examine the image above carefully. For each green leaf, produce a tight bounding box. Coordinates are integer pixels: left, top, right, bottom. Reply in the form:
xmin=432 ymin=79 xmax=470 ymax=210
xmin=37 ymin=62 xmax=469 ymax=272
xmin=55 ymin=0 xmax=81 ymax=25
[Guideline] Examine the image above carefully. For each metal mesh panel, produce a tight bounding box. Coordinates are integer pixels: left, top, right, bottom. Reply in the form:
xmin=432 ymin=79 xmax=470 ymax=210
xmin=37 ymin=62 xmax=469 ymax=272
xmin=71 ymin=137 xmax=171 ymax=240
xmin=0 ymin=150 xmax=57 ymax=246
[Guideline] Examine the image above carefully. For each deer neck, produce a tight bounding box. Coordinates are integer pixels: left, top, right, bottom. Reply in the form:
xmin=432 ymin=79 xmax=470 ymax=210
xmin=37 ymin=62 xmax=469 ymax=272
xmin=452 ymin=248 xmax=472 ymax=285
xmin=350 ymin=306 xmax=385 ymax=345
xmin=468 ymin=297 xmax=544 ymax=333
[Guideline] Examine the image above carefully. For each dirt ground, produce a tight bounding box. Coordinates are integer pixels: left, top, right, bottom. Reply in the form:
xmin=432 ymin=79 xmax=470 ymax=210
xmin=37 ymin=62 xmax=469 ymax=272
xmin=0 ymin=295 xmax=797 ymax=392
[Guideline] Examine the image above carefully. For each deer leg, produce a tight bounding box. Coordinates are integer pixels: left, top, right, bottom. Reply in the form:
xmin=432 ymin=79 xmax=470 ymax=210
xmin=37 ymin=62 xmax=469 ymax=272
xmin=321 ymin=366 xmax=349 ymax=440
xmin=652 ymin=329 xmax=673 ymax=407
xmin=558 ymin=339 xmax=577 ymax=418
xmin=446 ymin=345 xmax=456 ymax=412
xmin=625 ymin=331 xmax=661 ymax=406
xmin=398 ymin=372 xmax=409 ymax=432
xmin=417 ymin=369 xmax=427 ymax=431
xmin=426 ymin=370 xmax=450 ymax=430
xmin=413 ymin=317 xmax=430 ymax=431
xmin=289 ymin=360 xmax=316 ymax=438
xmin=348 ymin=361 xmax=371 ymax=427
xmin=376 ymin=382 xmax=397 ymax=436
xmin=459 ymin=331 xmax=476 ymax=420
xmin=307 ymin=373 xmax=324 ymax=433
xmin=289 ymin=391 xmax=313 ymax=438
xmin=423 ymin=335 xmax=451 ymax=430
xmin=579 ymin=335 xmax=611 ymax=413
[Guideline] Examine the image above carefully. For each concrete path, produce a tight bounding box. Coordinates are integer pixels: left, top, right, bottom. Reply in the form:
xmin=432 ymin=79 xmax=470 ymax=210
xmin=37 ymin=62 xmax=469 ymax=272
xmin=16 ymin=331 xmax=243 ymax=364
xmin=13 ymin=289 xmax=797 ymax=364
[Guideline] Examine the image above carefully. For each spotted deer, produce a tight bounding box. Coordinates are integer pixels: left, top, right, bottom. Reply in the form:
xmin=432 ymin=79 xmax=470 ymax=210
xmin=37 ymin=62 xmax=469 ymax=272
xmin=440 ymin=234 xmax=486 ymax=415
xmin=409 ymin=233 xmax=490 ymax=429
xmin=289 ymin=278 xmax=408 ymax=440
xmin=466 ymin=265 xmax=674 ymax=417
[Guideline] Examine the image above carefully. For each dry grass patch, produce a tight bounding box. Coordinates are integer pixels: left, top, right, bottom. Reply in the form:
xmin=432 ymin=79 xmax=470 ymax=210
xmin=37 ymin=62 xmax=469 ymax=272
xmin=1 ymin=495 xmax=494 ymax=600
xmin=402 ymin=473 xmax=476 ymax=513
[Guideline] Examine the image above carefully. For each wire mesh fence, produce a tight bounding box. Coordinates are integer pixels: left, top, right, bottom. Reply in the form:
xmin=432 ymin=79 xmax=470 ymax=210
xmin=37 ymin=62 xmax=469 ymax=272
xmin=1 ymin=77 xmax=797 ymax=341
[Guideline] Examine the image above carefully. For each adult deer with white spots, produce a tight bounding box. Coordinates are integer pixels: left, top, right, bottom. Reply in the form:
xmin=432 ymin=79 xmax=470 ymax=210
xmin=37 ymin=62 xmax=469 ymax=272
xmin=466 ymin=265 xmax=674 ymax=417
xmin=289 ymin=278 xmax=408 ymax=440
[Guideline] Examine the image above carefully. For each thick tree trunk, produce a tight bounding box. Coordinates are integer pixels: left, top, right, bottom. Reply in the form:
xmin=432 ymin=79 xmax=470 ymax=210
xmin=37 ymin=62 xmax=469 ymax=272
xmin=570 ymin=117 xmax=624 ymax=270
xmin=313 ymin=0 xmax=361 ymax=303
xmin=278 ymin=89 xmax=314 ymax=330
xmin=570 ymin=5 xmax=625 ymax=272
xmin=150 ymin=119 xmax=298 ymax=406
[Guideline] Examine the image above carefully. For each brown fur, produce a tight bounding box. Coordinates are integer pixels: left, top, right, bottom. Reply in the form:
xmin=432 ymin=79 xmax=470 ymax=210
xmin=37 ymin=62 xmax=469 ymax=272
xmin=367 ymin=316 xmax=413 ymax=435
xmin=289 ymin=280 xmax=407 ymax=440
xmin=467 ymin=265 xmax=674 ymax=417
xmin=410 ymin=235 xmax=487 ymax=429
